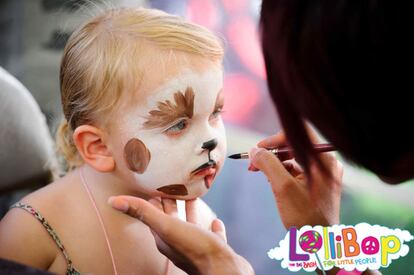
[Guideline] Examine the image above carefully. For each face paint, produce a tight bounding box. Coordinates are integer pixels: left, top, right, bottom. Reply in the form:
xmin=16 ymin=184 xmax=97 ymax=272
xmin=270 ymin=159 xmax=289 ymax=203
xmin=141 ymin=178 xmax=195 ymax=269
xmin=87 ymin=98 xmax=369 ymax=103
xmin=156 ymin=184 xmax=188 ymax=196
xmin=123 ymin=138 xmax=151 ymax=174
xmin=115 ymin=67 xmax=226 ymax=200
xmin=144 ymin=87 xmax=195 ymax=129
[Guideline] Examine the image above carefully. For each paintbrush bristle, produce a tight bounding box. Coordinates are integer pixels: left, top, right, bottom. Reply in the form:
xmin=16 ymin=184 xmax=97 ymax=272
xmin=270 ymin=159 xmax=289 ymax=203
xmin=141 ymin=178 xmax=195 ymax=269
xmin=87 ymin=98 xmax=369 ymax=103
xmin=228 ymin=153 xmax=241 ymax=159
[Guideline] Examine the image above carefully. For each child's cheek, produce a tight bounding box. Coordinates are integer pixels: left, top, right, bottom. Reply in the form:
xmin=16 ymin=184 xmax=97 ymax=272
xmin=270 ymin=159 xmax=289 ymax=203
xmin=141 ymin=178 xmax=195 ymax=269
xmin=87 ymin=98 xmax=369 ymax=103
xmin=123 ymin=138 xmax=151 ymax=174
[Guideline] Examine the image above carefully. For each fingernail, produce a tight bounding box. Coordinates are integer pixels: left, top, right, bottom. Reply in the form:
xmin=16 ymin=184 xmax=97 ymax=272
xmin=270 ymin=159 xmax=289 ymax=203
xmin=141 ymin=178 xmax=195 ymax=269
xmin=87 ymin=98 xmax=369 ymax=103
xmin=214 ymin=218 xmax=225 ymax=229
xmin=108 ymin=196 xmax=129 ymax=212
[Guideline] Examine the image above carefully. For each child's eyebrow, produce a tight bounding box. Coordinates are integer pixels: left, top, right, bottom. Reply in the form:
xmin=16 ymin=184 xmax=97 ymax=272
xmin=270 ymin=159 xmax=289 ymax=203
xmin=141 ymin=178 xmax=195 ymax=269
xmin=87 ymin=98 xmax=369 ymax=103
xmin=143 ymin=86 xmax=195 ymax=130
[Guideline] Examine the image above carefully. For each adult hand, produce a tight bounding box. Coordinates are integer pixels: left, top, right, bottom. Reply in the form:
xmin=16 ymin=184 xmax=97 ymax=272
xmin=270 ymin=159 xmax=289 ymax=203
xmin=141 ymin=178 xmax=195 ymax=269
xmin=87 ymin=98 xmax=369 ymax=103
xmin=108 ymin=196 xmax=254 ymax=275
xmin=249 ymin=129 xmax=343 ymax=229
xmin=145 ymin=197 xmax=221 ymax=270
xmin=184 ymin=198 xmax=218 ymax=231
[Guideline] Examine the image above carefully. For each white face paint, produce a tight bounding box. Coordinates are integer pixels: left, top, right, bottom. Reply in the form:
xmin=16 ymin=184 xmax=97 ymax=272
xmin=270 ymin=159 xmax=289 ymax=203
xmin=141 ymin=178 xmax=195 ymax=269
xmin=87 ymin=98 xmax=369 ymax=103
xmin=115 ymin=67 xmax=226 ymax=199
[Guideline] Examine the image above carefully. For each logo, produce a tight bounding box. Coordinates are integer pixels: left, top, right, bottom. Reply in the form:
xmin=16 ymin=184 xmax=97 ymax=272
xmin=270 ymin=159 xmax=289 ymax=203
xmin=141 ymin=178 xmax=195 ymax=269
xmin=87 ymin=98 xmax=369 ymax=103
xmin=268 ymin=223 xmax=413 ymax=272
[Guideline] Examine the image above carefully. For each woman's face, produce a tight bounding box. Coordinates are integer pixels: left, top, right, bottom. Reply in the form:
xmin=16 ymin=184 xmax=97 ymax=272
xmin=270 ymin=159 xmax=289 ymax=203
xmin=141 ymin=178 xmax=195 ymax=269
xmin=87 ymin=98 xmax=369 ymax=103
xmin=109 ymin=61 xmax=226 ymax=200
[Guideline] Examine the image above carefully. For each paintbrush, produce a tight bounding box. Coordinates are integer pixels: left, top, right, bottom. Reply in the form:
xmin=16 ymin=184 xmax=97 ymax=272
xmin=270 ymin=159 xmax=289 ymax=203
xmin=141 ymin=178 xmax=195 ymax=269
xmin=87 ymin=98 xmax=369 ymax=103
xmin=228 ymin=143 xmax=335 ymax=160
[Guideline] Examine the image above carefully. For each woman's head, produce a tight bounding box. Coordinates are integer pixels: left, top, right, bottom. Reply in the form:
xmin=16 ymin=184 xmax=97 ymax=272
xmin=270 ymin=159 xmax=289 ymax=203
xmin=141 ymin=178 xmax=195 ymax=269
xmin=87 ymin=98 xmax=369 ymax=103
xmin=57 ymin=7 xmax=226 ymax=199
xmin=260 ymin=0 xmax=414 ymax=183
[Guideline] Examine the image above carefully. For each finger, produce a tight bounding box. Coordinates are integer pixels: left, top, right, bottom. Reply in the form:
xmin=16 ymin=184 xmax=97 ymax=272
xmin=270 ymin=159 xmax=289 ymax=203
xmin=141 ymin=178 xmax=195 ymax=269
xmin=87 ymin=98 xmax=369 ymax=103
xmin=248 ymin=163 xmax=259 ymax=172
xmin=257 ymin=131 xmax=288 ymax=149
xmin=152 ymin=229 xmax=175 ymax=258
xmin=282 ymin=159 xmax=304 ymax=177
xmin=211 ymin=219 xmax=227 ymax=243
xmin=108 ymin=196 xmax=209 ymax=255
xmin=185 ymin=199 xmax=198 ymax=224
xmin=162 ymin=198 xmax=179 ymax=218
xmin=150 ymin=229 xmax=192 ymax=271
xmin=249 ymin=148 xmax=295 ymax=194
xmin=109 ymin=195 xmax=168 ymax=227
xmin=148 ymin=198 xmax=163 ymax=211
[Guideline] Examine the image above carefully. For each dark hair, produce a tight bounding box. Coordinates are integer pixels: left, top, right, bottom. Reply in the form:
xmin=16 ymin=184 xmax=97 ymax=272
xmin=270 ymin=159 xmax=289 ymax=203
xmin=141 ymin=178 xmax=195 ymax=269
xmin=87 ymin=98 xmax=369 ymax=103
xmin=260 ymin=0 xmax=413 ymax=182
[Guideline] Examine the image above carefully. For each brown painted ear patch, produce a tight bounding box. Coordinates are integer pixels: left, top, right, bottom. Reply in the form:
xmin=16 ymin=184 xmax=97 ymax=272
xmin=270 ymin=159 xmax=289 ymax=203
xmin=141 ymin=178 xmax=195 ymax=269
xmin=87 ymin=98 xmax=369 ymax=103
xmin=157 ymin=184 xmax=188 ymax=196
xmin=124 ymin=138 xmax=151 ymax=174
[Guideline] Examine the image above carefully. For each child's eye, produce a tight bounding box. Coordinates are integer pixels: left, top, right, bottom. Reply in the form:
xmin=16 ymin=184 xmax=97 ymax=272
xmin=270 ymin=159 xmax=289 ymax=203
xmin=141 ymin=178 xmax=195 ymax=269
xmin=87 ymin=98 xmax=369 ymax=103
xmin=210 ymin=108 xmax=223 ymax=120
xmin=165 ymin=119 xmax=188 ymax=134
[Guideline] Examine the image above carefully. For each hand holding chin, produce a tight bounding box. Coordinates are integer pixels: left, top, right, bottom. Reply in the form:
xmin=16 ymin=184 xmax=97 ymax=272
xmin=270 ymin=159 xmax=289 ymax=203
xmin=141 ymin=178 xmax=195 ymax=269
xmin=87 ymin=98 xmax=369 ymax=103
xmin=109 ymin=195 xmax=254 ymax=275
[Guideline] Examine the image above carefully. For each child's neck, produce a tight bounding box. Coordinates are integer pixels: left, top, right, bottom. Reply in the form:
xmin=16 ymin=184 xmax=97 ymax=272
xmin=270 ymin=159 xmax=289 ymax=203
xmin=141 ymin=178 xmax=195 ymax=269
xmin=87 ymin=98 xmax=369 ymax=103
xmin=77 ymin=164 xmax=151 ymax=204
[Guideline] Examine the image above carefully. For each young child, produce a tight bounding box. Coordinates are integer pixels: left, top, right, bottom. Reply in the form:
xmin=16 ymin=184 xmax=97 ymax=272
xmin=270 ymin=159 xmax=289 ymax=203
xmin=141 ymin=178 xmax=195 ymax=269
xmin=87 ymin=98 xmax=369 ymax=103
xmin=0 ymin=7 xmax=226 ymax=274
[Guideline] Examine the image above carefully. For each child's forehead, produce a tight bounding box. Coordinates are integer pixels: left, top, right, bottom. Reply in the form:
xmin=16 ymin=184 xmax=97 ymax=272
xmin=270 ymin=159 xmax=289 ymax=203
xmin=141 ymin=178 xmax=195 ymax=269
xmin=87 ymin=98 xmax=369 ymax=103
xmin=149 ymin=68 xmax=222 ymax=98
xmin=143 ymin=55 xmax=222 ymax=91
xmin=111 ymin=62 xmax=223 ymax=132
xmin=134 ymin=61 xmax=223 ymax=109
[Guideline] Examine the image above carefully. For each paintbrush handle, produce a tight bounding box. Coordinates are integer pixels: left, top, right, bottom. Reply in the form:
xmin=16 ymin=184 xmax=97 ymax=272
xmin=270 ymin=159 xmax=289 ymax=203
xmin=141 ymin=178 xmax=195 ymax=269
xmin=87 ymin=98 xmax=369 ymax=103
xmin=271 ymin=144 xmax=335 ymax=160
xmin=228 ymin=143 xmax=335 ymax=160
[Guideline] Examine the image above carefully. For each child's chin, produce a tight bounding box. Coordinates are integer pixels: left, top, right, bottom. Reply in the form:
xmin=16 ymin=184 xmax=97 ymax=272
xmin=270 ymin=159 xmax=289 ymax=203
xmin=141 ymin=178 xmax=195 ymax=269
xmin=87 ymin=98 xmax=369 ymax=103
xmin=163 ymin=181 xmax=211 ymax=200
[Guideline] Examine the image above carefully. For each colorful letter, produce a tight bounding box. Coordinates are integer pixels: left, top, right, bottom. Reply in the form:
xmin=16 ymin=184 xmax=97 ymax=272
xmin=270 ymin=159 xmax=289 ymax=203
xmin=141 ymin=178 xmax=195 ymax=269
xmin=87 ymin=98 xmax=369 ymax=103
xmin=329 ymin=232 xmax=336 ymax=259
xmin=289 ymin=227 xmax=310 ymax=261
xmin=342 ymin=228 xmax=360 ymax=257
xmin=336 ymin=241 xmax=342 ymax=258
xmin=323 ymin=227 xmax=330 ymax=260
xmin=361 ymin=236 xmax=380 ymax=255
xmin=381 ymin=235 xmax=401 ymax=266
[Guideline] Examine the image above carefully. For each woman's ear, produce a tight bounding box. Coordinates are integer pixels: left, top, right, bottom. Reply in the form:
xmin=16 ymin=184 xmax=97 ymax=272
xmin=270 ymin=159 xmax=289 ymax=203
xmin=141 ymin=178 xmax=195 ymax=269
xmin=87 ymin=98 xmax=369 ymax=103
xmin=73 ymin=125 xmax=115 ymax=172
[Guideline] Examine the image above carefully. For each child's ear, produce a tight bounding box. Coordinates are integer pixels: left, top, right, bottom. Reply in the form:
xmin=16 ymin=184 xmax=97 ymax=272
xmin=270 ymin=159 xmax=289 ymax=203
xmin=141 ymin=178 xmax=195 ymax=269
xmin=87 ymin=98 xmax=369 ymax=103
xmin=73 ymin=125 xmax=115 ymax=172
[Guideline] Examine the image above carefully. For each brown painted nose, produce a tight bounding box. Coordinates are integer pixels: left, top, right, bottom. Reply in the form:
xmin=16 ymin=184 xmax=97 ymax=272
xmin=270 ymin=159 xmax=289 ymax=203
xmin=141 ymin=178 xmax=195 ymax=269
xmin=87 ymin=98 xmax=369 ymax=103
xmin=202 ymin=138 xmax=218 ymax=151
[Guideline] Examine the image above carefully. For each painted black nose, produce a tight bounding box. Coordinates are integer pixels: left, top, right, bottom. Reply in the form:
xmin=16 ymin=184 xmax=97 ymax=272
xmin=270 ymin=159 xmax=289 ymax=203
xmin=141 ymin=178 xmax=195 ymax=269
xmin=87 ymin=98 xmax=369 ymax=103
xmin=202 ymin=138 xmax=218 ymax=151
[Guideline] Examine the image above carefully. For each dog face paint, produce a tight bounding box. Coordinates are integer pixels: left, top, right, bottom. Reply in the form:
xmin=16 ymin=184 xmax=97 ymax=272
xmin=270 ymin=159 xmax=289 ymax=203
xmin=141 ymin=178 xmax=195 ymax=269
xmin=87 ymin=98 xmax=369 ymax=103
xmin=117 ymin=68 xmax=226 ymax=199
xmin=124 ymin=138 xmax=151 ymax=174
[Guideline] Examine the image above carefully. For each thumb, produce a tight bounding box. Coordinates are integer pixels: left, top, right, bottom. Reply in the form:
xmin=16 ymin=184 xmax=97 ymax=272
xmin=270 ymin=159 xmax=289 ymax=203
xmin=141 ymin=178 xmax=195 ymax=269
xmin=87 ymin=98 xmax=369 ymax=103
xmin=108 ymin=195 xmax=207 ymax=253
xmin=250 ymin=147 xmax=294 ymax=193
xmin=211 ymin=218 xmax=227 ymax=243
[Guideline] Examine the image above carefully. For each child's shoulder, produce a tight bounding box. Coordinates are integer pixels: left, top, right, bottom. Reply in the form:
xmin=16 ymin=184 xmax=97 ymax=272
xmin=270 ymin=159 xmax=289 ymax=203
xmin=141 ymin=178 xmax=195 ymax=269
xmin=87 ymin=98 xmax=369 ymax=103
xmin=0 ymin=200 xmax=59 ymax=268
xmin=23 ymin=170 xmax=78 ymax=206
xmin=0 ymin=184 xmax=66 ymax=269
xmin=0 ymin=172 xmax=80 ymax=268
xmin=17 ymin=169 xmax=86 ymax=218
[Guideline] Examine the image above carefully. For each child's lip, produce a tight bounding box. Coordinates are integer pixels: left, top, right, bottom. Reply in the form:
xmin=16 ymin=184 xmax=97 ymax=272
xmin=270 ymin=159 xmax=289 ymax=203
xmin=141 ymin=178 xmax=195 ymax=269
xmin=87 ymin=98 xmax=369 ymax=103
xmin=204 ymin=172 xmax=217 ymax=189
xmin=191 ymin=160 xmax=217 ymax=176
xmin=194 ymin=167 xmax=217 ymax=178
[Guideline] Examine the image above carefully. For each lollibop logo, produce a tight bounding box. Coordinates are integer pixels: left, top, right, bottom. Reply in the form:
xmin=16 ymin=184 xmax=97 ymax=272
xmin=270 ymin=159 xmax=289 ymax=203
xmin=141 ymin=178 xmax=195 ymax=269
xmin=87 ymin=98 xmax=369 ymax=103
xmin=268 ymin=223 xmax=413 ymax=273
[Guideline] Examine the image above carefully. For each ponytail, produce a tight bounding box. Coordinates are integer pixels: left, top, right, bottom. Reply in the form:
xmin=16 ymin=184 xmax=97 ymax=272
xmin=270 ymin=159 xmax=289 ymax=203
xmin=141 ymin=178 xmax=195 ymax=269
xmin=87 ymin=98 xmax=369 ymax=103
xmin=55 ymin=119 xmax=83 ymax=171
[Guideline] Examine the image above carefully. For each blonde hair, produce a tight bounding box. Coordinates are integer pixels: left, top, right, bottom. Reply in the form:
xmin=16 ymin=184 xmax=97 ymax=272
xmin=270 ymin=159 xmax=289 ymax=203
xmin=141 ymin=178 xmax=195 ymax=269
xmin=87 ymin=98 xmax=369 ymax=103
xmin=56 ymin=7 xmax=224 ymax=171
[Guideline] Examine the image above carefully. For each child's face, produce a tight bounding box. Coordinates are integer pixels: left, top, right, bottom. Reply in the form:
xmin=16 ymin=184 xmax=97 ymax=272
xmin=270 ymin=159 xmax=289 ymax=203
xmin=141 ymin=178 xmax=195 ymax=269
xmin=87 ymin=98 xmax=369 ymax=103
xmin=110 ymin=61 xmax=226 ymax=199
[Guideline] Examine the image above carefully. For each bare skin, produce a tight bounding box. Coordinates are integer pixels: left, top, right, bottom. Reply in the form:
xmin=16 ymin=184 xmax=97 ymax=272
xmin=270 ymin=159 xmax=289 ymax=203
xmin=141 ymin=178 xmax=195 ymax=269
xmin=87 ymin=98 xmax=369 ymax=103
xmin=0 ymin=53 xmax=225 ymax=274
xmin=249 ymin=129 xmax=343 ymax=229
xmin=110 ymin=195 xmax=253 ymax=275
xmin=251 ymin=131 xmax=380 ymax=275
xmin=0 ymin=165 xmax=216 ymax=274
xmin=108 ymin=128 xmax=379 ymax=275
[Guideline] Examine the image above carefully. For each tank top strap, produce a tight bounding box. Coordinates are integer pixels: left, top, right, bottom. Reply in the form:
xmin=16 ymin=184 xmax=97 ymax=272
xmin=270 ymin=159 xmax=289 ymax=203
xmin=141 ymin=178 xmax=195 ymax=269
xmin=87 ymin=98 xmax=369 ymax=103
xmin=10 ymin=202 xmax=81 ymax=275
